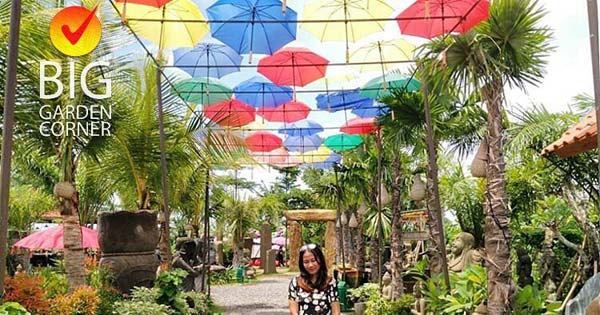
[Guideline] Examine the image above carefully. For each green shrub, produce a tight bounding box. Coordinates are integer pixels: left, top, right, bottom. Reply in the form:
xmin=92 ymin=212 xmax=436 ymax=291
xmin=512 ymin=285 xmax=561 ymax=315
xmin=181 ymin=292 xmax=209 ymax=315
xmin=96 ymin=287 xmax=123 ymax=315
xmin=365 ymin=294 xmax=415 ymax=315
xmin=209 ymin=267 xmax=235 ymax=285
xmin=38 ymin=268 xmax=69 ymax=298
xmin=130 ymin=287 xmax=161 ymax=303
xmin=113 ymin=301 xmax=173 ymax=315
xmin=348 ymin=283 xmax=379 ymax=303
xmin=155 ymin=269 xmax=189 ymax=315
xmin=0 ymin=302 xmax=30 ymax=315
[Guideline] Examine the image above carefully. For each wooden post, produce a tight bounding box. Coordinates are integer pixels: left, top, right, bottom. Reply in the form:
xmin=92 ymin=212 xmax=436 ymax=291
xmin=288 ymin=221 xmax=302 ymax=271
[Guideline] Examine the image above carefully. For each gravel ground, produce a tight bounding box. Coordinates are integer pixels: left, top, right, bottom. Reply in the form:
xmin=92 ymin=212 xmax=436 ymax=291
xmin=211 ymin=274 xmax=291 ymax=315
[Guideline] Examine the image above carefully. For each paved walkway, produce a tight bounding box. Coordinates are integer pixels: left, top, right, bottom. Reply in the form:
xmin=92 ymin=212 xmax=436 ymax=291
xmin=211 ymin=274 xmax=291 ymax=315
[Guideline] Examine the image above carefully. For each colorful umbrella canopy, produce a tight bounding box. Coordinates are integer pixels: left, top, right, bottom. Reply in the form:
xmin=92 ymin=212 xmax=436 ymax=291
xmin=340 ymin=117 xmax=379 ymax=134
xmin=324 ymin=134 xmax=363 ymax=152
xmin=114 ymin=0 xmax=208 ymax=48
xmin=278 ymin=120 xmax=323 ymax=136
xmin=172 ymin=78 xmax=232 ymax=104
xmin=234 ymin=76 xmax=293 ymax=108
xmin=173 ymin=41 xmax=242 ymax=78
xmin=302 ymin=0 xmax=394 ymax=60
xmin=360 ymin=73 xmax=421 ymax=99
xmin=258 ymin=47 xmax=329 ymax=87
xmin=207 ymin=0 xmax=297 ymax=58
xmin=13 ymin=225 xmax=99 ymax=249
xmin=305 ymin=152 xmax=342 ymax=170
xmin=284 ymin=135 xmax=322 ymax=152
xmin=349 ymin=39 xmax=415 ymax=73
xmin=296 ymin=146 xmax=332 ymax=163
xmin=253 ymin=148 xmax=301 ymax=167
xmin=245 ymin=131 xmax=282 ymax=152
xmin=257 ymin=101 xmax=311 ymax=123
xmin=397 ymin=0 xmax=489 ymax=39
xmin=316 ymin=89 xmax=373 ymax=112
xmin=352 ymin=101 xmax=390 ymax=118
xmin=203 ymin=99 xmax=256 ymax=127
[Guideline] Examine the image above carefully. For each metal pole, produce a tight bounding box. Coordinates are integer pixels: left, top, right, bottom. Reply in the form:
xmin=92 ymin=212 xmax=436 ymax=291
xmin=203 ymin=169 xmax=211 ymax=296
xmin=586 ymin=0 xmax=600 ymax=190
xmin=376 ymin=129 xmax=383 ymax=290
xmin=422 ymin=79 xmax=451 ymax=290
xmin=334 ymin=164 xmax=346 ymax=281
xmin=157 ymin=68 xmax=172 ymax=264
xmin=0 ymin=0 xmax=22 ymax=301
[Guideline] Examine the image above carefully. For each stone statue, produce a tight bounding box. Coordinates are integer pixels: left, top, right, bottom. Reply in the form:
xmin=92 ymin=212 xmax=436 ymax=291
xmin=381 ymin=272 xmax=392 ymax=300
xmin=172 ymin=237 xmax=203 ymax=291
xmin=587 ymin=295 xmax=600 ymax=315
xmin=447 ymin=232 xmax=483 ymax=272
xmin=473 ymin=303 xmax=488 ymax=315
xmin=516 ymin=247 xmax=533 ymax=287
xmin=240 ymin=248 xmax=256 ymax=279
xmin=539 ymin=228 xmax=560 ymax=301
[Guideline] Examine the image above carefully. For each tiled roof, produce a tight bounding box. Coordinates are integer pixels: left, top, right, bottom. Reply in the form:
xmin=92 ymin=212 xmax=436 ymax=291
xmin=542 ymin=110 xmax=597 ymax=158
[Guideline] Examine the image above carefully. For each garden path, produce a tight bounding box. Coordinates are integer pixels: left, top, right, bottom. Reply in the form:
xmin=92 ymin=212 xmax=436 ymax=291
xmin=211 ymin=274 xmax=291 ymax=314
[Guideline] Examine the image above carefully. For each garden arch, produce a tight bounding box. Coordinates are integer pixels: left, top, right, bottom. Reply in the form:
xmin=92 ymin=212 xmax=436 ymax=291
xmin=283 ymin=209 xmax=336 ymax=272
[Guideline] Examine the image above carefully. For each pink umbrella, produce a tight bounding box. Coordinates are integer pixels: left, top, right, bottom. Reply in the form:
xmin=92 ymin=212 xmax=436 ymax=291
xmin=245 ymin=131 xmax=283 ymax=152
xmin=272 ymin=236 xmax=287 ymax=246
xmin=13 ymin=225 xmax=99 ymax=250
xmin=340 ymin=117 xmax=380 ymax=135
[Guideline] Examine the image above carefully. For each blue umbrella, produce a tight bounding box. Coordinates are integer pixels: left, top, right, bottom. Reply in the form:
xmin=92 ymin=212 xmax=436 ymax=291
xmin=234 ymin=76 xmax=293 ymax=108
xmin=173 ymin=41 xmax=242 ymax=78
xmin=352 ymin=101 xmax=390 ymax=118
xmin=278 ymin=120 xmax=323 ymax=136
xmin=284 ymin=135 xmax=322 ymax=153
xmin=207 ymin=0 xmax=297 ymax=60
xmin=316 ymin=89 xmax=373 ymax=112
xmin=305 ymin=152 xmax=342 ymax=170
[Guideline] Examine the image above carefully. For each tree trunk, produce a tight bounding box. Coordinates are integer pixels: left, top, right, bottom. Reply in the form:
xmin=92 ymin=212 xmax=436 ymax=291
xmin=62 ymin=197 xmax=86 ymax=289
xmin=390 ymin=158 xmax=404 ymax=298
xmin=564 ymin=186 xmax=600 ymax=273
xmin=482 ymin=79 xmax=514 ymax=315
xmin=355 ymin=215 xmax=366 ymax=274
xmin=369 ymin=236 xmax=380 ymax=283
xmin=343 ymin=219 xmax=352 ymax=266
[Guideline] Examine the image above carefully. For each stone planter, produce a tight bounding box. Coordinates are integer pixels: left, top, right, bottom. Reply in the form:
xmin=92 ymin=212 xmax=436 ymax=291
xmin=98 ymin=211 xmax=160 ymax=293
xmin=354 ymin=302 xmax=366 ymax=315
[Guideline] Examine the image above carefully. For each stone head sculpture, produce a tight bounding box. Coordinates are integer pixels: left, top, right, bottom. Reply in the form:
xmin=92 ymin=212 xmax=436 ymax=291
xmin=451 ymin=232 xmax=475 ymax=256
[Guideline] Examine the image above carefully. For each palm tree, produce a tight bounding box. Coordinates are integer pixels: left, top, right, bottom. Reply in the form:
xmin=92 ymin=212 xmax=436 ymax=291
xmin=423 ymin=0 xmax=553 ymax=312
xmin=0 ymin=0 xmax=134 ymax=287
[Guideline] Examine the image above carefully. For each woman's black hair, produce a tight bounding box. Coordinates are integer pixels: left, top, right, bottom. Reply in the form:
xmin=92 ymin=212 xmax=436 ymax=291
xmin=298 ymin=244 xmax=328 ymax=290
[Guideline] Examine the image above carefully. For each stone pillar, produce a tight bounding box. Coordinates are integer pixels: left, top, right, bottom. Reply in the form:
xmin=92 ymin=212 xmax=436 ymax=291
xmin=260 ymin=223 xmax=272 ymax=269
xmin=289 ymin=221 xmax=302 ymax=272
xmin=324 ymin=221 xmax=336 ymax=274
xmin=265 ymin=249 xmax=277 ymax=274
xmin=214 ymin=241 xmax=223 ymax=266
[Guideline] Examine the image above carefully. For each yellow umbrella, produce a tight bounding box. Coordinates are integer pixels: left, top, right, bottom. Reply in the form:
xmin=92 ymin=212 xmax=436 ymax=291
xmin=312 ymin=68 xmax=357 ymax=87
xmin=114 ymin=0 xmax=208 ymax=49
xmin=294 ymin=146 xmax=332 ymax=164
xmin=349 ymin=39 xmax=415 ymax=73
xmin=302 ymin=0 xmax=394 ymax=61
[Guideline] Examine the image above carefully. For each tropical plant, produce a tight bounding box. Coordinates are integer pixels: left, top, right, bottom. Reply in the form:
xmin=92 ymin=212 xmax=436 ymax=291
xmin=422 ymin=0 xmax=553 ymax=312
xmin=0 ymin=302 xmax=30 ymax=315
xmin=512 ymin=285 xmax=561 ymax=315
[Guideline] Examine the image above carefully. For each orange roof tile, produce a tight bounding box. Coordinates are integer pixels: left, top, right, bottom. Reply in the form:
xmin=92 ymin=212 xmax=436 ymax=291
xmin=542 ymin=110 xmax=598 ymax=158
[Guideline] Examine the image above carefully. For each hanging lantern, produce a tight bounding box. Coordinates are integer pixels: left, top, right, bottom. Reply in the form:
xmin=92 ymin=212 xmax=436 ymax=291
xmin=410 ymin=175 xmax=426 ymax=201
xmin=357 ymin=202 xmax=368 ymax=216
xmin=340 ymin=212 xmax=348 ymax=226
xmin=349 ymin=213 xmax=358 ymax=228
xmin=380 ymin=184 xmax=391 ymax=204
xmin=471 ymin=138 xmax=488 ymax=178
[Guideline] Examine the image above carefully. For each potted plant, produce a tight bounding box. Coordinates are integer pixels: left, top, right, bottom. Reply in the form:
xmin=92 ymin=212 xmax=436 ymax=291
xmin=348 ymin=283 xmax=379 ymax=315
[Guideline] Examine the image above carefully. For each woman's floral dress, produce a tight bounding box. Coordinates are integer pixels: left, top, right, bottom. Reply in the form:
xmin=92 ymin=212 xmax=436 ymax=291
xmin=288 ymin=275 xmax=339 ymax=314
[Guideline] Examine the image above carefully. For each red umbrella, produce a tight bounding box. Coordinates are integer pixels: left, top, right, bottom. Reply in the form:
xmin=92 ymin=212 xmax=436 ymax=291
xmin=245 ymin=131 xmax=283 ymax=152
xmin=258 ymin=47 xmax=329 ymax=87
xmin=340 ymin=117 xmax=380 ymax=135
xmin=257 ymin=101 xmax=311 ymax=123
xmin=13 ymin=225 xmax=99 ymax=250
xmin=204 ymin=99 xmax=256 ymax=127
xmin=397 ymin=0 xmax=489 ymax=39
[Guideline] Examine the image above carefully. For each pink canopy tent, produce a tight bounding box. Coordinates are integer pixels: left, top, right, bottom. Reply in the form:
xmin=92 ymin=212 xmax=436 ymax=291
xmin=13 ymin=225 xmax=99 ymax=250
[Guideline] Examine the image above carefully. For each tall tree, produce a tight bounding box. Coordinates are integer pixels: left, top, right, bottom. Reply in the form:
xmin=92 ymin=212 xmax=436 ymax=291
xmin=425 ymin=0 xmax=553 ymax=312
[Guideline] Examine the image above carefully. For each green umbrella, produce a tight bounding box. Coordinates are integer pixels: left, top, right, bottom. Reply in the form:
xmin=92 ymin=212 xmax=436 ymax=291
xmin=324 ymin=134 xmax=363 ymax=152
xmin=172 ymin=78 xmax=232 ymax=104
xmin=360 ymin=73 xmax=420 ymax=99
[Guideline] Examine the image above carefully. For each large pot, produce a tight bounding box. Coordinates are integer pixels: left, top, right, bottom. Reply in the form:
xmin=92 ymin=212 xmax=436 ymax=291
xmin=354 ymin=302 xmax=366 ymax=315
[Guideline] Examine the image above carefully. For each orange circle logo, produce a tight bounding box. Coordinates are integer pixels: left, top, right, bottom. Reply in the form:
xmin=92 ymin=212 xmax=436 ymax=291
xmin=49 ymin=6 xmax=101 ymax=57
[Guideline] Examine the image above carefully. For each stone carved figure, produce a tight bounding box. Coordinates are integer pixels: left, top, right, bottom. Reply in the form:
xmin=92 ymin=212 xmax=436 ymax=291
xmin=447 ymin=232 xmax=483 ymax=272
xmin=172 ymin=237 xmax=204 ymax=291
xmin=539 ymin=228 xmax=560 ymax=301
xmin=381 ymin=272 xmax=393 ymax=300
xmin=516 ymin=247 xmax=534 ymax=287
